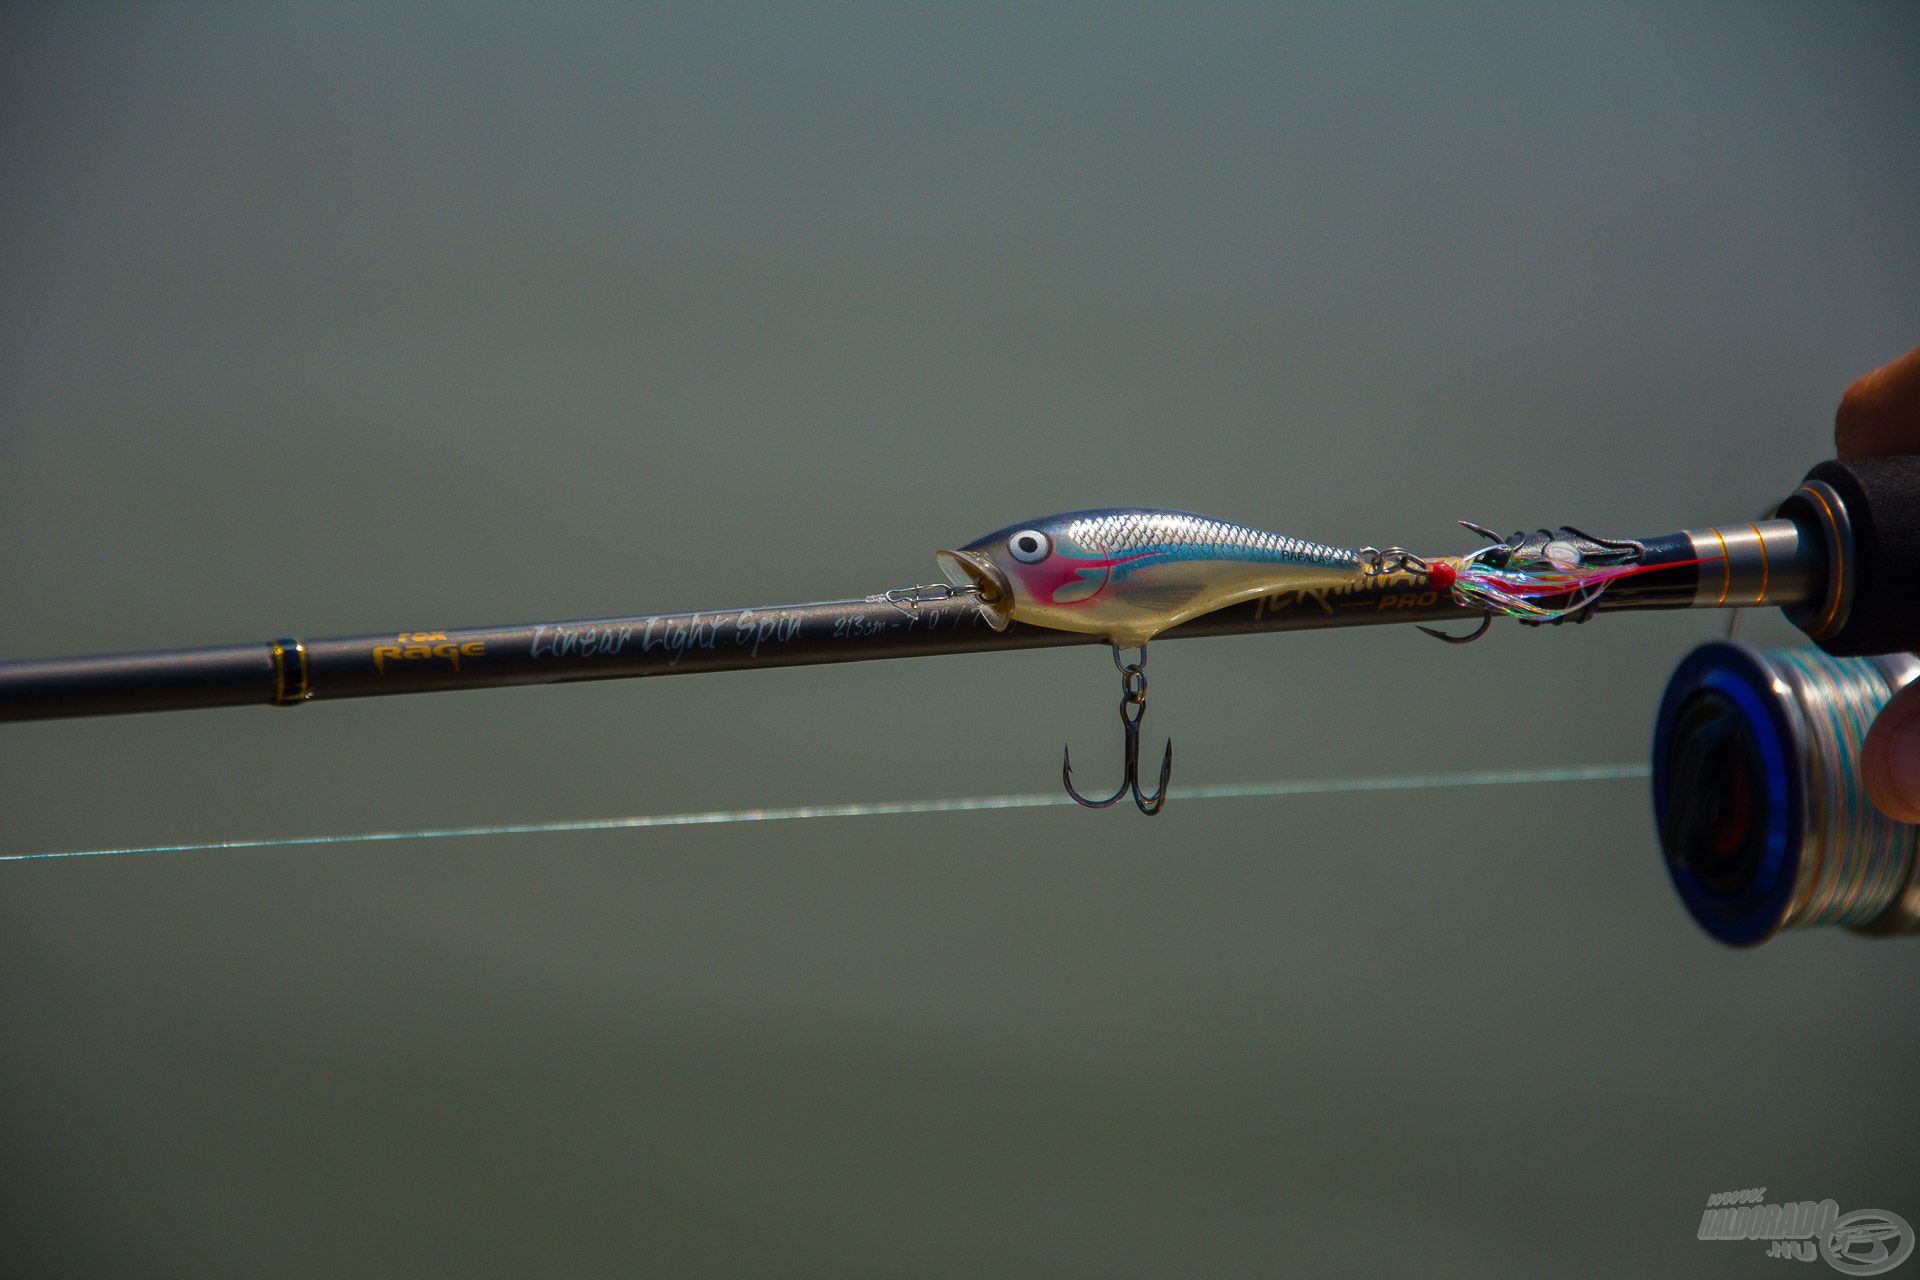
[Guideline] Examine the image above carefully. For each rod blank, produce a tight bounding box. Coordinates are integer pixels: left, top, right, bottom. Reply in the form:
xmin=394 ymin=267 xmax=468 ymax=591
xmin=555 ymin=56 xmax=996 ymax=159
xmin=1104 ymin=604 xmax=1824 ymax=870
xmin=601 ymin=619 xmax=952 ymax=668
xmin=0 ymin=576 xmax=1484 ymax=723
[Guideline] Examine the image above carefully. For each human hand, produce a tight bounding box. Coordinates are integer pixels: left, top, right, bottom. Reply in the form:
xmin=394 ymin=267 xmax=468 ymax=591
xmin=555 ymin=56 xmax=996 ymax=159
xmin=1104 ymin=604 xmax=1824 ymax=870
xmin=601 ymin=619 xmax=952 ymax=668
xmin=1835 ymin=343 xmax=1920 ymax=820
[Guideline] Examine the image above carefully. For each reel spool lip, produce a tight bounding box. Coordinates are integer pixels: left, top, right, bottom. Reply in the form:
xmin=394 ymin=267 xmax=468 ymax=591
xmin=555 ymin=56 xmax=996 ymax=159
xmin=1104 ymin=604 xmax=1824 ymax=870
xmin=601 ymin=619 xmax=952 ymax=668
xmin=1653 ymin=641 xmax=1803 ymax=947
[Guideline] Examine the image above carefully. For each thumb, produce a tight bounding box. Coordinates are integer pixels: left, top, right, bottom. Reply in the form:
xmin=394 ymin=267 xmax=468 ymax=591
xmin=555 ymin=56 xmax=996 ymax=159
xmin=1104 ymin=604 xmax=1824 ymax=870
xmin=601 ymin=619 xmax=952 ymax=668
xmin=1861 ymin=680 xmax=1920 ymax=822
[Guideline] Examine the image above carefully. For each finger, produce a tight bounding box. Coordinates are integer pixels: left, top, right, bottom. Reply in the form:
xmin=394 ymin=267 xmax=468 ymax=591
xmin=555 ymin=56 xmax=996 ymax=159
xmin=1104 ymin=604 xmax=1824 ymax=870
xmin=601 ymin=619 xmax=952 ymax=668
xmin=1836 ymin=343 xmax=1920 ymax=459
xmin=1861 ymin=681 xmax=1920 ymax=822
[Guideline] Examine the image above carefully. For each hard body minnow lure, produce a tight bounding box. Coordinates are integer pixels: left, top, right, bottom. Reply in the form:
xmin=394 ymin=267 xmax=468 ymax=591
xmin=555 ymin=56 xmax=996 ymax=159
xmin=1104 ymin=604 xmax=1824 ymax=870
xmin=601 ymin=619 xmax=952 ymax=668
xmin=936 ymin=508 xmax=1367 ymax=648
xmin=937 ymin=508 xmax=1386 ymax=814
xmin=941 ymin=508 xmax=1682 ymax=813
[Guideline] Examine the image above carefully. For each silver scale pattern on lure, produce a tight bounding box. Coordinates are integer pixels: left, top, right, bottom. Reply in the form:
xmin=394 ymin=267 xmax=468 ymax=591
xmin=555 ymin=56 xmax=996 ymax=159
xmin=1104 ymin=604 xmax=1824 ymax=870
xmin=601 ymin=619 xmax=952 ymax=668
xmin=1055 ymin=510 xmax=1358 ymax=571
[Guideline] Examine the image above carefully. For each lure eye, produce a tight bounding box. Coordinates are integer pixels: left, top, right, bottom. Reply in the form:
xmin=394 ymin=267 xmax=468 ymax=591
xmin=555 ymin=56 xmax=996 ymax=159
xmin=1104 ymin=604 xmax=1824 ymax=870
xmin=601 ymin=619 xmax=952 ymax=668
xmin=1007 ymin=529 xmax=1052 ymax=564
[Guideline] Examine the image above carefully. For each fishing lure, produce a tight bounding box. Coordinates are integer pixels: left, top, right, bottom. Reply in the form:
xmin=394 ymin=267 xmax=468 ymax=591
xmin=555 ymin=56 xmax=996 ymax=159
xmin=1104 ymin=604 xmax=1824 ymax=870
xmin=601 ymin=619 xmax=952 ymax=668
xmin=940 ymin=508 xmax=1679 ymax=814
xmin=937 ymin=508 xmax=1366 ymax=648
xmin=936 ymin=508 xmax=1384 ymax=815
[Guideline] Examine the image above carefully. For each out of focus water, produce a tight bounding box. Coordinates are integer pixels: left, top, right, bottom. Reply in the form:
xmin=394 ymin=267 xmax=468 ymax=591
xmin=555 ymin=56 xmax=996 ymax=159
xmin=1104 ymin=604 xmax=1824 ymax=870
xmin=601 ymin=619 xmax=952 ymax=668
xmin=2 ymin=7 xmax=1916 ymax=1275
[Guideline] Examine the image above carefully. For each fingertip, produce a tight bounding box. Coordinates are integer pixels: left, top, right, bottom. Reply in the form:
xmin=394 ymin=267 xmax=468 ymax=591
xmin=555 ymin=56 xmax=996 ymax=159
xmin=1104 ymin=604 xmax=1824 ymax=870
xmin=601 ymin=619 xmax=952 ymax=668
xmin=1862 ymin=682 xmax=1920 ymax=823
xmin=1835 ymin=343 xmax=1920 ymax=459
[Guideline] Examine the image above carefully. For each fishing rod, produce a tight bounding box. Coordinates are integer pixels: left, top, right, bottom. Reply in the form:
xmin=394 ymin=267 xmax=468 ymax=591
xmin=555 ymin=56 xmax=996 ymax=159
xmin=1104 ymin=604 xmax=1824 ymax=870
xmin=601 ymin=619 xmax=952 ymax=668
xmin=3 ymin=455 xmax=1911 ymax=722
xmin=6 ymin=454 xmax=1920 ymax=945
xmin=7 ymin=458 xmax=1904 ymax=721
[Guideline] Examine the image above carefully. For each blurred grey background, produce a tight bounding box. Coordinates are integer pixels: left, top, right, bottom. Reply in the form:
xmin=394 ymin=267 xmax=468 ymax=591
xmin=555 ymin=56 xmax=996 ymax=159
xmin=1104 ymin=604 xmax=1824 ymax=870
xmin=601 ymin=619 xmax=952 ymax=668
xmin=2 ymin=5 xmax=1917 ymax=1276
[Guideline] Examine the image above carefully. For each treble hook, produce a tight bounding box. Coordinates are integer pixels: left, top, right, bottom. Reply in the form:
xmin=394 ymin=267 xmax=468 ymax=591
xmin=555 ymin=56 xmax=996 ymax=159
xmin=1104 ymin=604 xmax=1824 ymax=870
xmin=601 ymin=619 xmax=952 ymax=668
xmin=1062 ymin=644 xmax=1174 ymax=815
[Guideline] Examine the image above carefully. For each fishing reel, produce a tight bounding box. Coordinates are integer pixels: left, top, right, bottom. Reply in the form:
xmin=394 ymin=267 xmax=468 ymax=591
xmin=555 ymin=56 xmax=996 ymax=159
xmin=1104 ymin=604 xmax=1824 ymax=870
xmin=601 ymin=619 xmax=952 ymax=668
xmin=1653 ymin=455 xmax=1920 ymax=946
xmin=1655 ymin=645 xmax=1920 ymax=945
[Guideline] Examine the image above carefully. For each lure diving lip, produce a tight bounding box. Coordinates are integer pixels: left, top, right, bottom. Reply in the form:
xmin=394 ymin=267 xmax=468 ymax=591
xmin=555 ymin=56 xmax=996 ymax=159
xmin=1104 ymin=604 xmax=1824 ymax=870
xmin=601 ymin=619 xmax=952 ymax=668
xmin=933 ymin=548 xmax=1013 ymax=631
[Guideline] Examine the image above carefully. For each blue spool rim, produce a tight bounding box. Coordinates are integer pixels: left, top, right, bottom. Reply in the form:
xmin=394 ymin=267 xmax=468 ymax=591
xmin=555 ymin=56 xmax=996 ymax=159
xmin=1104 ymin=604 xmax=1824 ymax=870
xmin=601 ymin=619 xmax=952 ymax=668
xmin=1652 ymin=642 xmax=1803 ymax=947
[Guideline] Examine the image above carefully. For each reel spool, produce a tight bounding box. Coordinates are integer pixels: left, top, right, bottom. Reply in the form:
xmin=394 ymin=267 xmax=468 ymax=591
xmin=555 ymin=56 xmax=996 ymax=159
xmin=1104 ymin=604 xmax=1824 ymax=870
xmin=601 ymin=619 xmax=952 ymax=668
xmin=1654 ymin=643 xmax=1920 ymax=946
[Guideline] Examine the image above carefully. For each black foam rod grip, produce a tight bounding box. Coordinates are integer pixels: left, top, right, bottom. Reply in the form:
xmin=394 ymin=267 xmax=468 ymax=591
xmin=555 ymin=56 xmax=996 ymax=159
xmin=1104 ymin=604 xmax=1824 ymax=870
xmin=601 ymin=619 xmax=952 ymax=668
xmin=1780 ymin=455 xmax=1920 ymax=657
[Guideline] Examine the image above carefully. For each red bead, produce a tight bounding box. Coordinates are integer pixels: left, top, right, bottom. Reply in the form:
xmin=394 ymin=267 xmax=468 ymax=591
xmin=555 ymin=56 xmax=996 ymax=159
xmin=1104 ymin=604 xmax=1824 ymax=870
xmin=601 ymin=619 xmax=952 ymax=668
xmin=1427 ymin=561 xmax=1457 ymax=590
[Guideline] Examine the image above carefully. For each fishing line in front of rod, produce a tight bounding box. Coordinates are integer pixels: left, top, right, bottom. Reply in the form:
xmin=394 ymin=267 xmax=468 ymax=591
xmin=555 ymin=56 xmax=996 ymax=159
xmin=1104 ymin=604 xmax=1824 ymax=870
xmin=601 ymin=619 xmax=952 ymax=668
xmin=3 ymin=764 xmax=1648 ymax=864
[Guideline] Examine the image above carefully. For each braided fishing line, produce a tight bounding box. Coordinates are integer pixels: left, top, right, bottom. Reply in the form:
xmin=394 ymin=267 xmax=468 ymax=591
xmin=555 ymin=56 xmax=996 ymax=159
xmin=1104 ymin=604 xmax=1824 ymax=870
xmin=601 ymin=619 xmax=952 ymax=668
xmin=3 ymin=763 xmax=1647 ymax=864
xmin=1766 ymin=649 xmax=1916 ymax=930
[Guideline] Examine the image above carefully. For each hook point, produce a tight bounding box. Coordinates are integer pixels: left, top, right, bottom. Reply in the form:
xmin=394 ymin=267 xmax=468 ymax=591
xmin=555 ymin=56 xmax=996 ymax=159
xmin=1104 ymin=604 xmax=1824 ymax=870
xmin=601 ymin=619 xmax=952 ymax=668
xmin=1417 ymin=613 xmax=1492 ymax=645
